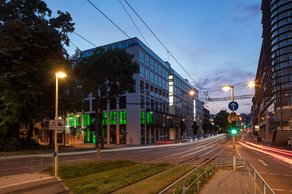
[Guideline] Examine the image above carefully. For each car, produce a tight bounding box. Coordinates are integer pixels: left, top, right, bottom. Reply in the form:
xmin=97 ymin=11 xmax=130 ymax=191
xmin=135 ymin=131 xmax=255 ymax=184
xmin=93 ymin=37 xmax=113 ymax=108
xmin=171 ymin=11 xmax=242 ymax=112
xmin=182 ymin=136 xmax=193 ymax=142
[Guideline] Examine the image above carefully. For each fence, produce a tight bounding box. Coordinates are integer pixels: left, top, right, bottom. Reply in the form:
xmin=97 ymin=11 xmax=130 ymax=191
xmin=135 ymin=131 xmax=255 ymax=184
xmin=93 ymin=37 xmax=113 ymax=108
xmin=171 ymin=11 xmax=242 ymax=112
xmin=159 ymin=155 xmax=275 ymax=194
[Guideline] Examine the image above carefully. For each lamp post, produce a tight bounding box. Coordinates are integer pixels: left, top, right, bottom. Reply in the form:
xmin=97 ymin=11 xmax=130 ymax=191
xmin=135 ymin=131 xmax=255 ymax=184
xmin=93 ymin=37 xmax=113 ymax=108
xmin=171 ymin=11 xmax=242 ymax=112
xmin=54 ymin=71 xmax=67 ymax=177
xmin=222 ymin=85 xmax=236 ymax=171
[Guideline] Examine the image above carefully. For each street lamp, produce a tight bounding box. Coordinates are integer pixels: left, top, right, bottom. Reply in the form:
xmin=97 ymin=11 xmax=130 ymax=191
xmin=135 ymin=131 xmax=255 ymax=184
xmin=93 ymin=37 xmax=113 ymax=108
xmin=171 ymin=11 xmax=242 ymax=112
xmin=222 ymin=85 xmax=236 ymax=171
xmin=247 ymin=81 xmax=255 ymax=89
xmin=54 ymin=71 xmax=67 ymax=177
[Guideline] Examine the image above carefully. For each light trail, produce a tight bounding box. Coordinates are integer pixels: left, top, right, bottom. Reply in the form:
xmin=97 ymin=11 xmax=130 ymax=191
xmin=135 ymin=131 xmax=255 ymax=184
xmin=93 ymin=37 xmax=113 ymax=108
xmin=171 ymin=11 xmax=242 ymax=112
xmin=245 ymin=141 xmax=292 ymax=157
xmin=238 ymin=141 xmax=292 ymax=165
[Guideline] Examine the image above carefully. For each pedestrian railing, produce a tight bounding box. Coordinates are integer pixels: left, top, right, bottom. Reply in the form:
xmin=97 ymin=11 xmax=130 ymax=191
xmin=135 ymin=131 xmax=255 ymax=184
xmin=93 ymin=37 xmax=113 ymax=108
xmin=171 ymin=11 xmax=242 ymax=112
xmin=158 ymin=154 xmax=275 ymax=194
xmin=243 ymin=157 xmax=275 ymax=194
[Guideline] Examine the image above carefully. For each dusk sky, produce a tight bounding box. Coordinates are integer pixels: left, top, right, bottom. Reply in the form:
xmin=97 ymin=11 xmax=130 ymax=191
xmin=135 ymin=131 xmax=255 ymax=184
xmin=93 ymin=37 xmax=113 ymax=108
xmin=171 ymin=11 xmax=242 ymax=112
xmin=45 ymin=0 xmax=262 ymax=114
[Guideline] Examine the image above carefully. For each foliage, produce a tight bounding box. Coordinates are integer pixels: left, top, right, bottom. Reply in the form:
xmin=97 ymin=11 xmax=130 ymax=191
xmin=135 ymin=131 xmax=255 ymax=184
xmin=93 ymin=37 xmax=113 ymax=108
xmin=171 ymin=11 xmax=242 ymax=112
xmin=213 ymin=110 xmax=230 ymax=133
xmin=74 ymin=48 xmax=139 ymax=148
xmin=202 ymin=121 xmax=213 ymax=134
xmin=0 ymin=0 xmax=75 ymax=143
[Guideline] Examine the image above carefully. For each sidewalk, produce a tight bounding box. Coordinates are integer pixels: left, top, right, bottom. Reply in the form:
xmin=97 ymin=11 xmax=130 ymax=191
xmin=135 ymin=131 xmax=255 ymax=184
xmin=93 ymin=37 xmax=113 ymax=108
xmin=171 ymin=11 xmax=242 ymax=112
xmin=200 ymin=169 xmax=251 ymax=194
xmin=0 ymin=173 xmax=68 ymax=194
xmin=0 ymin=172 xmax=51 ymax=189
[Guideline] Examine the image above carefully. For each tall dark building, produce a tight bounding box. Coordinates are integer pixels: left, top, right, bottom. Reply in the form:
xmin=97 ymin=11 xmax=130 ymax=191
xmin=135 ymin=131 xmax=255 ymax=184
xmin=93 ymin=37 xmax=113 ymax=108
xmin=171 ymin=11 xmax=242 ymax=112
xmin=252 ymin=0 xmax=292 ymax=145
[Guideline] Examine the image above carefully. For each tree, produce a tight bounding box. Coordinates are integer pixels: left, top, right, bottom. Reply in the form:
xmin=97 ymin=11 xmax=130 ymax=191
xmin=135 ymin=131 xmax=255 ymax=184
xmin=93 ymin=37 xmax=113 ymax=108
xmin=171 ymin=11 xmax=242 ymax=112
xmin=0 ymin=0 xmax=75 ymax=148
xmin=213 ymin=110 xmax=230 ymax=133
xmin=202 ymin=121 xmax=212 ymax=135
xmin=179 ymin=120 xmax=186 ymax=142
xmin=192 ymin=121 xmax=199 ymax=135
xmin=74 ymin=48 xmax=139 ymax=148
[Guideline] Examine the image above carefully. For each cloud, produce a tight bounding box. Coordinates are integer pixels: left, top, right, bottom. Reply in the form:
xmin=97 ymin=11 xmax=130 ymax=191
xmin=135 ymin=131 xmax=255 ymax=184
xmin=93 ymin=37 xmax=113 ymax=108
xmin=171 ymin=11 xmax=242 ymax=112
xmin=231 ymin=3 xmax=260 ymax=26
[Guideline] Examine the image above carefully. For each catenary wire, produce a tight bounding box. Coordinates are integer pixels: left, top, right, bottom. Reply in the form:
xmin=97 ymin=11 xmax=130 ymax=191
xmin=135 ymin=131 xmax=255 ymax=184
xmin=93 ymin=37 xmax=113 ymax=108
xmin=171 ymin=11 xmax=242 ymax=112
xmin=123 ymin=0 xmax=221 ymax=110
xmin=87 ymin=0 xmax=131 ymax=39
xmin=73 ymin=31 xmax=97 ymax=47
xmin=119 ymin=0 xmax=151 ymax=49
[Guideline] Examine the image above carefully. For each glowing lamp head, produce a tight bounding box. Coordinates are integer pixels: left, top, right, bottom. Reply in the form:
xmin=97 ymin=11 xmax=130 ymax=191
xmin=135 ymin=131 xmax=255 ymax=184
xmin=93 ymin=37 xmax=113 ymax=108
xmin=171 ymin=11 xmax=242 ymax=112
xmin=55 ymin=71 xmax=67 ymax=78
xmin=189 ymin=90 xmax=195 ymax=96
xmin=248 ymin=81 xmax=255 ymax=88
xmin=222 ymin=85 xmax=232 ymax=92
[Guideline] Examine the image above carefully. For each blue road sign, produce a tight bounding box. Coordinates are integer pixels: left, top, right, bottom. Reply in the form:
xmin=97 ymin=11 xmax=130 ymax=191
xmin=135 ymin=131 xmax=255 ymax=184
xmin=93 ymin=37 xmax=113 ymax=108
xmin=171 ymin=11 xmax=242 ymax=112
xmin=228 ymin=101 xmax=239 ymax=111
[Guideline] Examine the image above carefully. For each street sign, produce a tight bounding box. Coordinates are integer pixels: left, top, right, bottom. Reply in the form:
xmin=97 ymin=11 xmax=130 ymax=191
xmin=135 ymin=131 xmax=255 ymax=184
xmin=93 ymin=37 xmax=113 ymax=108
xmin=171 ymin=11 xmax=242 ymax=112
xmin=228 ymin=101 xmax=239 ymax=111
xmin=49 ymin=119 xmax=65 ymax=131
xmin=228 ymin=113 xmax=239 ymax=123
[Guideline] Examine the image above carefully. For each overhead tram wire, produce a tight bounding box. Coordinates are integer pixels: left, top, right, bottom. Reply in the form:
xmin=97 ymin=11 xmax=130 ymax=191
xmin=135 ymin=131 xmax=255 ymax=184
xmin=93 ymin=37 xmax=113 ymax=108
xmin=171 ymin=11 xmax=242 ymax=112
xmin=87 ymin=0 xmax=131 ymax=39
xmin=123 ymin=0 xmax=221 ymax=110
xmin=73 ymin=31 xmax=97 ymax=47
xmin=119 ymin=0 xmax=151 ymax=49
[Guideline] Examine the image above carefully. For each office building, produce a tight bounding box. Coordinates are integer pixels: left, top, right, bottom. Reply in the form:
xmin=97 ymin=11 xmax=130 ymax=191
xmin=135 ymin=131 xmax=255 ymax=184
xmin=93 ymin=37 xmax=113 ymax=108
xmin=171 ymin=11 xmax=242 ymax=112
xmin=251 ymin=0 xmax=292 ymax=145
xmin=68 ymin=38 xmax=196 ymax=145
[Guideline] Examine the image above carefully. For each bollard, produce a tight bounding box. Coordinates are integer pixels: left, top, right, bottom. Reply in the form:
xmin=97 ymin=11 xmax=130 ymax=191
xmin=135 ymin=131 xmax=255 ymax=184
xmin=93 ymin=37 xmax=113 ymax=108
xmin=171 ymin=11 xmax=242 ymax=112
xmin=182 ymin=178 xmax=186 ymax=194
xmin=97 ymin=148 xmax=101 ymax=159
xmin=196 ymin=180 xmax=200 ymax=192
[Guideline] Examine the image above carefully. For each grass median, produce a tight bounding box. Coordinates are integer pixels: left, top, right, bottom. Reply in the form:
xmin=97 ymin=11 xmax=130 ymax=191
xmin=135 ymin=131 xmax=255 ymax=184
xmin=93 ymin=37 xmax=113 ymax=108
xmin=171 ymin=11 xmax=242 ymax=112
xmin=52 ymin=160 xmax=175 ymax=194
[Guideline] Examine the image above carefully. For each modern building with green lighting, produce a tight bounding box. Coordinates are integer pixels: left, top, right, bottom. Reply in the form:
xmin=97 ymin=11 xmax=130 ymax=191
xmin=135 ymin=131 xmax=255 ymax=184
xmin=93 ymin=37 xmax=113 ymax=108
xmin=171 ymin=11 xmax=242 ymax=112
xmin=67 ymin=38 xmax=196 ymax=145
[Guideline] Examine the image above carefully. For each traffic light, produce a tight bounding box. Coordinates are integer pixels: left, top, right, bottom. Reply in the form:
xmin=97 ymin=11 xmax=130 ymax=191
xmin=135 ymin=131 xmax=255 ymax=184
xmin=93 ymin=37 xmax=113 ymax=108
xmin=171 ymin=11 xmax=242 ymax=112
xmin=229 ymin=121 xmax=238 ymax=136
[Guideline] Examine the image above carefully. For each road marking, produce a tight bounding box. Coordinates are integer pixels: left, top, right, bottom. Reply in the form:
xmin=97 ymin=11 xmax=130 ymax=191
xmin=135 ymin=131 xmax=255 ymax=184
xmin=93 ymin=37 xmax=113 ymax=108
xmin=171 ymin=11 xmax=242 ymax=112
xmin=272 ymin=188 xmax=285 ymax=192
xmin=258 ymin=159 xmax=268 ymax=166
xmin=284 ymin=174 xmax=292 ymax=177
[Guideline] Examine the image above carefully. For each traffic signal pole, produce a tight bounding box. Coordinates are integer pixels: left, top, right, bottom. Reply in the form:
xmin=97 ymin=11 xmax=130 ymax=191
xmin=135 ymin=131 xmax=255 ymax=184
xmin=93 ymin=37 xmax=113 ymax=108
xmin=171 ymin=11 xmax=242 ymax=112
xmin=231 ymin=86 xmax=236 ymax=171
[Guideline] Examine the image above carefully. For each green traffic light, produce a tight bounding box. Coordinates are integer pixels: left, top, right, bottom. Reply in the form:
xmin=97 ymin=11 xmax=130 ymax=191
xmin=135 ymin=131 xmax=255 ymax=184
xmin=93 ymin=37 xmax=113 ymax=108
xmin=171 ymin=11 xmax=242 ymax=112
xmin=230 ymin=128 xmax=238 ymax=135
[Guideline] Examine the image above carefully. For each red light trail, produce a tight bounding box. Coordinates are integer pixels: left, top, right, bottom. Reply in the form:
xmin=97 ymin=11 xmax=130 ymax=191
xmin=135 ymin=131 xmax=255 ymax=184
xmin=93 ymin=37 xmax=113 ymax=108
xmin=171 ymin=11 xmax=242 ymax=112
xmin=238 ymin=141 xmax=292 ymax=165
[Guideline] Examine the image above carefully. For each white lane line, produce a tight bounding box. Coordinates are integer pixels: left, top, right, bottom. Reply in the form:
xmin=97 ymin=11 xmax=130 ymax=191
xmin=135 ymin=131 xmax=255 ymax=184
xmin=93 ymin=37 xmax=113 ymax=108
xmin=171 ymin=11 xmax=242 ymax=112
xmin=258 ymin=159 xmax=268 ymax=166
xmin=272 ymin=188 xmax=285 ymax=192
xmin=284 ymin=174 xmax=292 ymax=177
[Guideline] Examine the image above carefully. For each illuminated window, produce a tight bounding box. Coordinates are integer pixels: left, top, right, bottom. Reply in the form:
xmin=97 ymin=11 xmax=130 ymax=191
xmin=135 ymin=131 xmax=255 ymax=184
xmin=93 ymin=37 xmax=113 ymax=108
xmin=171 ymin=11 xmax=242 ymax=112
xmin=69 ymin=115 xmax=74 ymax=127
xmin=102 ymin=112 xmax=107 ymax=125
xmin=76 ymin=115 xmax=82 ymax=126
xmin=146 ymin=111 xmax=153 ymax=124
xmin=86 ymin=129 xmax=90 ymax=143
xmin=140 ymin=111 xmax=145 ymax=124
xmin=84 ymin=114 xmax=90 ymax=126
xmin=119 ymin=111 xmax=127 ymax=125
xmin=110 ymin=111 xmax=117 ymax=125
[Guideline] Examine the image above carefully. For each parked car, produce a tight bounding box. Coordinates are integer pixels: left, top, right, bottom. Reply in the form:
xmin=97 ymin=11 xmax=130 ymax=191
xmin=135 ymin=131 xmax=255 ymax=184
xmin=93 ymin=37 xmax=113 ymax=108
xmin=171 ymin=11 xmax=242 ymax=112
xmin=182 ymin=136 xmax=193 ymax=142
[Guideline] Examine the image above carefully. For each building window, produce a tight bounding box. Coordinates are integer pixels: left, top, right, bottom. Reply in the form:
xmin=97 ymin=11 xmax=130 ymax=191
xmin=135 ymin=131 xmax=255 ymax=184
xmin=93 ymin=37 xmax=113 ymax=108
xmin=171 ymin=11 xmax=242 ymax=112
xmin=110 ymin=111 xmax=116 ymax=125
xmin=110 ymin=98 xmax=116 ymax=110
xmin=69 ymin=115 xmax=74 ymax=127
xmin=119 ymin=96 xmax=126 ymax=109
xmin=76 ymin=115 xmax=82 ymax=126
xmin=84 ymin=114 xmax=90 ymax=126
xmin=140 ymin=111 xmax=145 ymax=124
xmin=146 ymin=111 xmax=153 ymax=124
xmin=102 ymin=112 xmax=107 ymax=125
xmin=119 ymin=111 xmax=126 ymax=125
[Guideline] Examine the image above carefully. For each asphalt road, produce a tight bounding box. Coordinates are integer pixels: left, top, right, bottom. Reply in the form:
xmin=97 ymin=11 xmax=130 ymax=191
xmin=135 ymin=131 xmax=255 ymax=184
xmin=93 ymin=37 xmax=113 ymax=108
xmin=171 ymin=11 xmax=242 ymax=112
xmin=0 ymin=134 xmax=227 ymax=177
xmin=238 ymin=133 xmax=292 ymax=194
